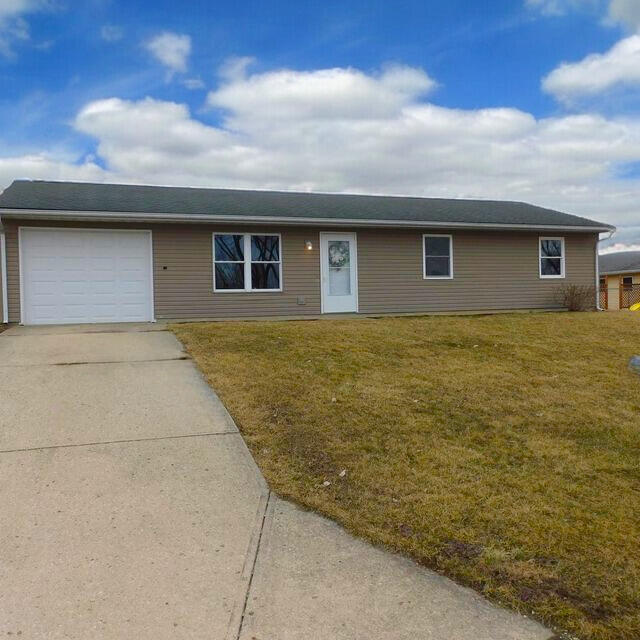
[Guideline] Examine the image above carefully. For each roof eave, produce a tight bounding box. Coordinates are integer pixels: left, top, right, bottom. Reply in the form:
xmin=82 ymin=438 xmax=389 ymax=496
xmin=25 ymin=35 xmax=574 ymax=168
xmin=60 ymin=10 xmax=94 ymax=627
xmin=0 ymin=208 xmax=616 ymax=233
xmin=600 ymin=268 xmax=640 ymax=276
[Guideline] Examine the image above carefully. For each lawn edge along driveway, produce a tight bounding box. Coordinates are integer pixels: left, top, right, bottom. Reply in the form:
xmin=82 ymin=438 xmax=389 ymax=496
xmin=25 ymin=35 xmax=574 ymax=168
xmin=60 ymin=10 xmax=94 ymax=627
xmin=172 ymin=312 xmax=640 ymax=640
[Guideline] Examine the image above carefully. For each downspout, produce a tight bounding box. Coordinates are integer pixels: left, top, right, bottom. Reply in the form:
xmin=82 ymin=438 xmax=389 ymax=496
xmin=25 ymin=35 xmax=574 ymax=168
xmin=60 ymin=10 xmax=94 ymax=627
xmin=1 ymin=227 xmax=8 ymax=324
xmin=596 ymin=230 xmax=615 ymax=311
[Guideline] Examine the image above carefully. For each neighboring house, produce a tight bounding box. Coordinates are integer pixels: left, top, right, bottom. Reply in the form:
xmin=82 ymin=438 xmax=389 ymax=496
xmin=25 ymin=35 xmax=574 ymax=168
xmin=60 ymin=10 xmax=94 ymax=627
xmin=599 ymin=251 xmax=640 ymax=310
xmin=0 ymin=180 xmax=614 ymax=326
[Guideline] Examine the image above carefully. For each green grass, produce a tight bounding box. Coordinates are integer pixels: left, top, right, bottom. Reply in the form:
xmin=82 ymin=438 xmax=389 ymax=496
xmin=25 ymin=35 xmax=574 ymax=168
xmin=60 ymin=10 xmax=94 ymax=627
xmin=172 ymin=312 xmax=640 ymax=640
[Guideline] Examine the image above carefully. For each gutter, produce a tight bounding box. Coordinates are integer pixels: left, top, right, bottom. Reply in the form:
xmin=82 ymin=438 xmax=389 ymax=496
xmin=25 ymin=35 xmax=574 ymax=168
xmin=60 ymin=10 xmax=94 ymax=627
xmin=0 ymin=208 xmax=616 ymax=233
xmin=599 ymin=268 xmax=640 ymax=276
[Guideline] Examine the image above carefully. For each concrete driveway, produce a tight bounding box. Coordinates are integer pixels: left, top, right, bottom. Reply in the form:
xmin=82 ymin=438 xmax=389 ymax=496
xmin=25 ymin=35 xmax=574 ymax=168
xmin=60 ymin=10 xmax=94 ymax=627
xmin=0 ymin=324 xmax=552 ymax=640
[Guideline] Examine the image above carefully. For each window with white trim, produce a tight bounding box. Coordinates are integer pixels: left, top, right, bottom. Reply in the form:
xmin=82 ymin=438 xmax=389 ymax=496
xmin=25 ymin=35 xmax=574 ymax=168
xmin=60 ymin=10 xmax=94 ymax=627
xmin=423 ymin=234 xmax=453 ymax=279
xmin=213 ymin=233 xmax=282 ymax=291
xmin=539 ymin=237 xmax=565 ymax=278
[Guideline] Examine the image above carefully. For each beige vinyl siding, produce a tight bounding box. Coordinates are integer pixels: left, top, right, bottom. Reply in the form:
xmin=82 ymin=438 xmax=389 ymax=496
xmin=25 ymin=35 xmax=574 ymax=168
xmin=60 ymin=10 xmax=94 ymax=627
xmin=0 ymin=231 xmax=5 ymax=323
xmin=152 ymin=225 xmax=321 ymax=318
xmin=358 ymin=230 xmax=597 ymax=313
xmin=3 ymin=220 xmax=322 ymax=322
xmin=2 ymin=219 xmax=598 ymax=323
xmin=4 ymin=222 xmax=20 ymax=323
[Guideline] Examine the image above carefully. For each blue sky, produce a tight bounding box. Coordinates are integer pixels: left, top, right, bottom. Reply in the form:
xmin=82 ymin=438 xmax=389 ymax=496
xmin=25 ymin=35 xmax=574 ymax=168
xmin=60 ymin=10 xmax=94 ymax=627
xmin=1 ymin=0 xmax=640 ymax=249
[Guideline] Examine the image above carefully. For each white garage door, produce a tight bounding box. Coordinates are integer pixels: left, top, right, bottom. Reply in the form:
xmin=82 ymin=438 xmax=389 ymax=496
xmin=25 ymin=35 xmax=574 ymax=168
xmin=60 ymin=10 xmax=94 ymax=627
xmin=20 ymin=228 xmax=154 ymax=325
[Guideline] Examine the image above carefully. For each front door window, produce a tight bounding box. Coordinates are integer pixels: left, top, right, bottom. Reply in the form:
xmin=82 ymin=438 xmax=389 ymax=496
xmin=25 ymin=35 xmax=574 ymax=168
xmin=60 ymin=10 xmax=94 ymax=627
xmin=328 ymin=241 xmax=351 ymax=296
xmin=321 ymin=233 xmax=358 ymax=313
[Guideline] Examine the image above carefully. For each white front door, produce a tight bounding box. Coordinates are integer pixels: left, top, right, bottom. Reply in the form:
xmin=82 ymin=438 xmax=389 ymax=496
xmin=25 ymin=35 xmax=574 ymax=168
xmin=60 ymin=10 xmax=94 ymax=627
xmin=320 ymin=232 xmax=358 ymax=313
xmin=20 ymin=228 xmax=154 ymax=325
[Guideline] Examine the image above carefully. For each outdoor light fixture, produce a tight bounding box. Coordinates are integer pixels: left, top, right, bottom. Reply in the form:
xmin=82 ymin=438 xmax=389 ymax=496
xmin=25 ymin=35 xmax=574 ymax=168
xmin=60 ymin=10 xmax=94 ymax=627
xmin=305 ymin=241 xmax=313 ymax=250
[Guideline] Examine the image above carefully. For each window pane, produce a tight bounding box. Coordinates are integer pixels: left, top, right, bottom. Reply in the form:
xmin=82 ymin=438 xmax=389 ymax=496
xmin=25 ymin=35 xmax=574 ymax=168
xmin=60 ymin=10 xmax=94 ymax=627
xmin=215 ymin=234 xmax=244 ymax=261
xmin=328 ymin=241 xmax=350 ymax=268
xmin=425 ymin=256 xmax=450 ymax=277
xmin=540 ymin=239 xmax=562 ymax=257
xmin=251 ymin=263 xmax=280 ymax=289
xmin=215 ymin=263 xmax=244 ymax=289
xmin=541 ymin=257 xmax=562 ymax=276
xmin=425 ymin=236 xmax=450 ymax=257
xmin=251 ymin=235 xmax=280 ymax=261
xmin=329 ymin=267 xmax=351 ymax=295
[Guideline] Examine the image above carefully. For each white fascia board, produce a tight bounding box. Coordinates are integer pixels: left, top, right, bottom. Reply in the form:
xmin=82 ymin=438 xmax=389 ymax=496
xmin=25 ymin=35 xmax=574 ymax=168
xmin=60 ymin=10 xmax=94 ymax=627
xmin=0 ymin=208 xmax=616 ymax=233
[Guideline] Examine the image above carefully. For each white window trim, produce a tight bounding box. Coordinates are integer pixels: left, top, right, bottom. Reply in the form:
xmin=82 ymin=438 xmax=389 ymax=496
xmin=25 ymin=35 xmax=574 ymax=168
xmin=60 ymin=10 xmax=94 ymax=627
xmin=423 ymin=234 xmax=453 ymax=280
xmin=212 ymin=232 xmax=283 ymax=293
xmin=539 ymin=236 xmax=565 ymax=279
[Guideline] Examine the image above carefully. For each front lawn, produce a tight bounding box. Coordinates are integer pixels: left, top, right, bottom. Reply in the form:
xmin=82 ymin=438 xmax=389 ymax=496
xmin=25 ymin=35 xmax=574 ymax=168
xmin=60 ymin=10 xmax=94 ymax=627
xmin=172 ymin=312 xmax=640 ymax=640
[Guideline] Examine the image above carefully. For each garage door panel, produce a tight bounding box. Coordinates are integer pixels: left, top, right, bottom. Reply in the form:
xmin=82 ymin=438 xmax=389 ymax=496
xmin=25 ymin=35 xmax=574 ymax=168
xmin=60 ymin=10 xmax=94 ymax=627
xmin=62 ymin=309 xmax=92 ymax=323
xmin=21 ymin=229 xmax=153 ymax=325
xmin=31 ymin=305 xmax=57 ymax=321
xmin=31 ymin=257 xmax=59 ymax=270
xmin=61 ymin=262 xmax=88 ymax=272
xmin=120 ymin=254 xmax=146 ymax=266
xmin=26 ymin=234 xmax=54 ymax=250
xmin=120 ymin=270 xmax=146 ymax=283
xmin=61 ymin=293 xmax=93 ymax=306
xmin=121 ymin=307 xmax=147 ymax=321
xmin=32 ymin=279 xmax=57 ymax=293
xmin=90 ymin=256 xmax=117 ymax=269
xmin=88 ymin=280 xmax=116 ymax=295
xmin=120 ymin=268 xmax=147 ymax=279
xmin=61 ymin=280 xmax=89 ymax=295
xmin=62 ymin=261 xmax=87 ymax=272
xmin=91 ymin=310 xmax=119 ymax=322
xmin=120 ymin=283 xmax=143 ymax=296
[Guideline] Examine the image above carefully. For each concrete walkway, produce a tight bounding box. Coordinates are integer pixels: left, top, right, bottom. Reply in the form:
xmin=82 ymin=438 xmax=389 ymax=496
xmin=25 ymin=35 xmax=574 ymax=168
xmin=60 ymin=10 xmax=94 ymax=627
xmin=0 ymin=324 xmax=553 ymax=640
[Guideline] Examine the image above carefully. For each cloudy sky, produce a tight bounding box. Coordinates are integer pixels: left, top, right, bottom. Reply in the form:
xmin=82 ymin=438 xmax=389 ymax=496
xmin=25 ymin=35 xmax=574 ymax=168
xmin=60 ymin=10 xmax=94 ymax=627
xmin=1 ymin=0 xmax=640 ymax=250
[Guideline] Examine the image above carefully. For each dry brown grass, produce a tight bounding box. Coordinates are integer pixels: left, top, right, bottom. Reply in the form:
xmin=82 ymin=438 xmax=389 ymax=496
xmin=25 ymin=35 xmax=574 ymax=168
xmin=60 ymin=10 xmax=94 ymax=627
xmin=172 ymin=312 xmax=640 ymax=640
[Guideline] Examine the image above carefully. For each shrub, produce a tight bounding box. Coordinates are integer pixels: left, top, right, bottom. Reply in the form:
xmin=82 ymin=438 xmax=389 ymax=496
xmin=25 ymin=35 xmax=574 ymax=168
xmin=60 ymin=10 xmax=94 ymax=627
xmin=554 ymin=284 xmax=597 ymax=311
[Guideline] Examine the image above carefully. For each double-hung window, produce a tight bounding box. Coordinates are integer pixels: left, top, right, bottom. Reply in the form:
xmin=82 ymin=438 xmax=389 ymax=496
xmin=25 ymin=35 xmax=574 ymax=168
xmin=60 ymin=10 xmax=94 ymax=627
xmin=423 ymin=234 xmax=453 ymax=279
xmin=213 ymin=233 xmax=282 ymax=292
xmin=539 ymin=237 xmax=565 ymax=278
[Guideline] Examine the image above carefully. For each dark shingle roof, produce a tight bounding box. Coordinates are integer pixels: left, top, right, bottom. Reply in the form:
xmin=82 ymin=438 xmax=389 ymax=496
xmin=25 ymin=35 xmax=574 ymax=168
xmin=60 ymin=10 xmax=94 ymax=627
xmin=0 ymin=180 xmax=614 ymax=230
xmin=599 ymin=251 xmax=640 ymax=275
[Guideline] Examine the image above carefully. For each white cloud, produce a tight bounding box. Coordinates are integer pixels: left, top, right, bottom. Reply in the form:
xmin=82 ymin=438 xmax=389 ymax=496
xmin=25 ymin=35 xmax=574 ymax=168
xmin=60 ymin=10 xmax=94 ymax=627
xmin=526 ymin=0 xmax=599 ymax=16
xmin=608 ymin=0 xmax=640 ymax=29
xmin=183 ymin=77 xmax=205 ymax=90
xmin=543 ymin=34 xmax=640 ymax=100
xmin=600 ymin=242 xmax=640 ymax=253
xmin=4 ymin=62 xmax=640 ymax=243
xmin=218 ymin=55 xmax=255 ymax=82
xmin=100 ymin=24 xmax=123 ymax=43
xmin=0 ymin=152 xmax=105 ymax=188
xmin=208 ymin=64 xmax=436 ymax=121
xmin=527 ymin=0 xmax=640 ymax=29
xmin=0 ymin=0 xmax=40 ymax=18
xmin=144 ymin=31 xmax=191 ymax=76
xmin=0 ymin=0 xmax=47 ymax=57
